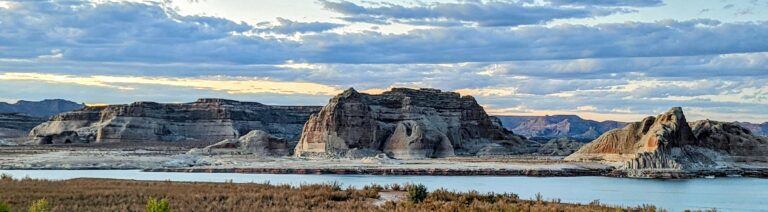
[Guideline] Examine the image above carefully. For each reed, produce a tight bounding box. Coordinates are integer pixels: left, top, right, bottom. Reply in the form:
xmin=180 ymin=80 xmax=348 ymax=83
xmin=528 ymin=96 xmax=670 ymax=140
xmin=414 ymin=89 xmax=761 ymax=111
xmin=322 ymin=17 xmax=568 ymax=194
xmin=0 ymin=176 xmax=661 ymax=212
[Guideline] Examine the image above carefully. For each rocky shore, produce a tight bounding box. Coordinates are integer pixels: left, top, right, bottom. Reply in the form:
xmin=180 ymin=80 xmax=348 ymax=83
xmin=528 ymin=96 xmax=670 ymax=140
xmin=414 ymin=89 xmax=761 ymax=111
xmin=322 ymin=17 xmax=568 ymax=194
xmin=142 ymin=167 xmax=613 ymax=176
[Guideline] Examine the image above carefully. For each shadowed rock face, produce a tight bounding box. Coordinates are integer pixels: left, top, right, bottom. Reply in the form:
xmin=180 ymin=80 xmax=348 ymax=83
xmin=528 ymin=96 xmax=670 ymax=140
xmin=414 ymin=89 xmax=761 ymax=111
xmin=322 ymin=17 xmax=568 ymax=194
xmin=28 ymin=99 xmax=321 ymax=145
xmin=195 ymin=130 xmax=290 ymax=156
xmin=566 ymin=107 xmax=768 ymax=172
xmin=294 ymin=88 xmax=526 ymax=159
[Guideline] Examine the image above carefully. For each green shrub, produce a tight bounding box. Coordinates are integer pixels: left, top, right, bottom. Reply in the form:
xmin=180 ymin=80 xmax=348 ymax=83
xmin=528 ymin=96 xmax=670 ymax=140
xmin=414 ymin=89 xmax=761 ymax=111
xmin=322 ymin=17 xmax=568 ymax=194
xmin=28 ymin=198 xmax=50 ymax=212
xmin=0 ymin=173 xmax=11 ymax=181
xmin=406 ymin=184 xmax=428 ymax=203
xmin=0 ymin=201 xmax=10 ymax=212
xmin=146 ymin=197 xmax=170 ymax=212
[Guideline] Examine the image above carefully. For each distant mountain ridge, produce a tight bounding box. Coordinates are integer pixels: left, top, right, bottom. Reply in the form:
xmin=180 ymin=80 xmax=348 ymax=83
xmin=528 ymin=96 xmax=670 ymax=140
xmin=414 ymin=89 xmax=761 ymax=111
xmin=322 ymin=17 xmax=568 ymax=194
xmin=736 ymin=122 xmax=768 ymax=137
xmin=497 ymin=115 xmax=768 ymax=139
xmin=496 ymin=115 xmax=628 ymax=140
xmin=0 ymin=99 xmax=84 ymax=117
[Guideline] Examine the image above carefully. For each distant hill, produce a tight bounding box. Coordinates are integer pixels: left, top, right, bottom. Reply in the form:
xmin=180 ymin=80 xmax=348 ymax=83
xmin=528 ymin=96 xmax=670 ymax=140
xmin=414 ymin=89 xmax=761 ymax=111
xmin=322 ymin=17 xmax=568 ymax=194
xmin=497 ymin=115 xmax=768 ymax=139
xmin=0 ymin=99 xmax=84 ymax=117
xmin=496 ymin=115 xmax=627 ymax=140
xmin=736 ymin=122 xmax=768 ymax=137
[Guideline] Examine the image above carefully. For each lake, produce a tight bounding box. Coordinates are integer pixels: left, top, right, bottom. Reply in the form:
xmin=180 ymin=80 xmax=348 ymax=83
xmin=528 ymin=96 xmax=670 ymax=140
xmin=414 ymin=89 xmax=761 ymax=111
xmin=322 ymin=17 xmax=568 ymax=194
xmin=1 ymin=170 xmax=766 ymax=211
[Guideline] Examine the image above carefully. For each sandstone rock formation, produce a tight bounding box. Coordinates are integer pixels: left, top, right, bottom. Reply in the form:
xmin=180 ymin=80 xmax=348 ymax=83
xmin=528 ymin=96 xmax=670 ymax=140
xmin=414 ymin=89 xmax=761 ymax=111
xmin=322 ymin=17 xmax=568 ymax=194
xmin=0 ymin=99 xmax=84 ymax=117
xmin=29 ymin=99 xmax=321 ymax=145
xmin=497 ymin=115 xmax=626 ymax=139
xmin=195 ymin=130 xmax=290 ymax=156
xmin=566 ymin=107 xmax=768 ymax=172
xmin=294 ymin=88 xmax=526 ymax=159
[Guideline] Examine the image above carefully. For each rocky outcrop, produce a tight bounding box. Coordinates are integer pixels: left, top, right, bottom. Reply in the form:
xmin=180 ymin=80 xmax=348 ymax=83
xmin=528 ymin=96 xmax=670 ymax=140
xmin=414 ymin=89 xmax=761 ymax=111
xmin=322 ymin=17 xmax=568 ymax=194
xmin=533 ymin=138 xmax=586 ymax=156
xmin=0 ymin=99 xmax=84 ymax=117
xmin=28 ymin=99 xmax=321 ymax=145
xmin=193 ymin=130 xmax=290 ymax=156
xmin=497 ymin=115 xmax=626 ymax=139
xmin=692 ymin=120 xmax=768 ymax=162
xmin=294 ymin=88 xmax=526 ymax=159
xmin=566 ymin=107 xmax=768 ymax=175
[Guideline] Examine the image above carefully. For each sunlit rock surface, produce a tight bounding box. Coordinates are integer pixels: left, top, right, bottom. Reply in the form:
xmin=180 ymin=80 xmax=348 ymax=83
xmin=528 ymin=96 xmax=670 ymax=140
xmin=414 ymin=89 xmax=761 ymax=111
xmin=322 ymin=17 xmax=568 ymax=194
xmin=294 ymin=88 xmax=527 ymax=159
xmin=566 ymin=107 xmax=768 ymax=175
xmin=29 ymin=99 xmax=321 ymax=145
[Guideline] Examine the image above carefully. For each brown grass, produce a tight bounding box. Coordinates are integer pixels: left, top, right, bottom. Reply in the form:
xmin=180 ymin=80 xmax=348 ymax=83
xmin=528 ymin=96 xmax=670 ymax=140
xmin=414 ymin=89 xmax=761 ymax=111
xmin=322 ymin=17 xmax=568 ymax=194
xmin=0 ymin=177 xmax=661 ymax=212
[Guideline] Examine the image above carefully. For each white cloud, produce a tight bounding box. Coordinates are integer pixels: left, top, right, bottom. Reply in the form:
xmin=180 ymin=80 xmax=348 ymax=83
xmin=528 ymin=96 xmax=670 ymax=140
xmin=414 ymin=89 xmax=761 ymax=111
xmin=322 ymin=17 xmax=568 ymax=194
xmin=576 ymin=105 xmax=598 ymax=111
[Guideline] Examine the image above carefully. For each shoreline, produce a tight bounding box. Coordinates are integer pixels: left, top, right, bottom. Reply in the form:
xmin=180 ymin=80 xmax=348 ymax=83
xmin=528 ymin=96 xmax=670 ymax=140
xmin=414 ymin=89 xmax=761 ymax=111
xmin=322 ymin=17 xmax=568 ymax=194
xmin=142 ymin=167 xmax=614 ymax=177
xmin=2 ymin=145 xmax=767 ymax=179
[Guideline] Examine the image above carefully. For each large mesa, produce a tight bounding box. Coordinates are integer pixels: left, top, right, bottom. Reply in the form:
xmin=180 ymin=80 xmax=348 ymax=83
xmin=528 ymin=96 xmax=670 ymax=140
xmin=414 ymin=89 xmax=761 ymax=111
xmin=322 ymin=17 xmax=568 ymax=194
xmin=28 ymin=99 xmax=321 ymax=146
xmin=294 ymin=88 xmax=527 ymax=159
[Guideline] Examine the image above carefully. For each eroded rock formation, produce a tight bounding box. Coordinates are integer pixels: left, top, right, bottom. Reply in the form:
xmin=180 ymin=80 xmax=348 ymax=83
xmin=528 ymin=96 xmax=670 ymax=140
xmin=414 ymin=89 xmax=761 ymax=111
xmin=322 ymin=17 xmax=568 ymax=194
xmin=294 ymin=88 xmax=526 ymax=159
xmin=29 ymin=99 xmax=321 ymax=145
xmin=566 ymin=107 xmax=768 ymax=173
xmin=194 ymin=130 xmax=290 ymax=156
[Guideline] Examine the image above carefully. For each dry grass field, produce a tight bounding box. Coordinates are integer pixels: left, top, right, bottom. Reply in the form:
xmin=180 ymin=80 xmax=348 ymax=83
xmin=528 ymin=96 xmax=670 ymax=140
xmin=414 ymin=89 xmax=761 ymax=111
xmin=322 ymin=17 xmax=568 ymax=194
xmin=0 ymin=175 xmax=661 ymax=212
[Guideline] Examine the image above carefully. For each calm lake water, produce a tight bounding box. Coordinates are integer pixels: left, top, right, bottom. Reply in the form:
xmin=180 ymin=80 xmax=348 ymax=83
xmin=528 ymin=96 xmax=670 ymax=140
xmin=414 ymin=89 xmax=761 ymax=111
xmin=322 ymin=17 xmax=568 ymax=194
xmin=1 ymin=170 xmax=766 ymax=211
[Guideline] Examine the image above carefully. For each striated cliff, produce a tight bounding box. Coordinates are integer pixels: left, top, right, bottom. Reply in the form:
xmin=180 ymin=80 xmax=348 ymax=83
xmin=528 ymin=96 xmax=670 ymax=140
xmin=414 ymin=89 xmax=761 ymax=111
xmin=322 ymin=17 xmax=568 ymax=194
xmin=497 ymin=115 xmax=626 ymax=139
xmin=294 ymin=88 xmax=527 ymax=159
xmin=28 ymin=99 xmax=321 ymax=145
xmin=566 ymin=107 xmax=768 ymax=174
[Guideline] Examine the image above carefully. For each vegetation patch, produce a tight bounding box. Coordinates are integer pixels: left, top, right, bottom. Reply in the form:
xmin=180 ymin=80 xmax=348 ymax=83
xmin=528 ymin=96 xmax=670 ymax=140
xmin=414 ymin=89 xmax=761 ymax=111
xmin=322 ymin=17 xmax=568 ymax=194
xmin=0 ymin=176 xmax=660 ymax=211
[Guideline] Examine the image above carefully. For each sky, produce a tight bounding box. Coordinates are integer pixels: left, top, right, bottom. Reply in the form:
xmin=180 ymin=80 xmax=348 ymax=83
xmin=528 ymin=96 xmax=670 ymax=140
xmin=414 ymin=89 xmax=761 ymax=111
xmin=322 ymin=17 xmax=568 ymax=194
xmin=0 ymin=0 xmax=766 ymax=122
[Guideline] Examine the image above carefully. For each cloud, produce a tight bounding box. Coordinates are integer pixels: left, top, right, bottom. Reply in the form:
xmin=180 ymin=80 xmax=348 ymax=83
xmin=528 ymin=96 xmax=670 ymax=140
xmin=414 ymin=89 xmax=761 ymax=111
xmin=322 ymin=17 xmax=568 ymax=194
xmin=300 ymin=19 xmax=768 ymax=64
xmin=319 ymin=0 xmax=631 ymax=27
xmin=260 ymin=18 xmax=343 ymax=34
xmin=0 ymin=0 xmax=293 ymax=64
xmin=0 ymin=72 xmax=342 ymax=96
xmin=2 ymin=1 xmax=768 ymax=65
xmin=547 ymin=0 xmax=664 ymax=7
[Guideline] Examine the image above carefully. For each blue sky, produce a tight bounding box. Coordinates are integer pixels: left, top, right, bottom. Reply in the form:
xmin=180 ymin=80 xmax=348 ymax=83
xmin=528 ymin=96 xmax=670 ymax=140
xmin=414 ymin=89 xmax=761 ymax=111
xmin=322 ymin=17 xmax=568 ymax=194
xmin=0 ymin=0 xmax=766 ymax=122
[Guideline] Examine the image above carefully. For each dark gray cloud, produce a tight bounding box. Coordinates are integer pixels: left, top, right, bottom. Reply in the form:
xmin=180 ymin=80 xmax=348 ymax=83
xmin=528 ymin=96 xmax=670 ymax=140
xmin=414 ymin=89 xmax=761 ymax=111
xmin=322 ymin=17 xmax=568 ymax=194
xmin=319 ymin=0 xmax=631 ymax=27
xmin=1 ymin=1 xmax=767 ymax=65
xmin=299 ymin=19 xmax=768 ymax=64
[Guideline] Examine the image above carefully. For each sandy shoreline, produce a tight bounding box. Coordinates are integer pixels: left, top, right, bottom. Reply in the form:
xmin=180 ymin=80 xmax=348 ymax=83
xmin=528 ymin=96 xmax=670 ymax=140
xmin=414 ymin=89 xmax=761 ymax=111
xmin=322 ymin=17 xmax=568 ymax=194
xmin=2 ymin=145 xmax=767 ymax=178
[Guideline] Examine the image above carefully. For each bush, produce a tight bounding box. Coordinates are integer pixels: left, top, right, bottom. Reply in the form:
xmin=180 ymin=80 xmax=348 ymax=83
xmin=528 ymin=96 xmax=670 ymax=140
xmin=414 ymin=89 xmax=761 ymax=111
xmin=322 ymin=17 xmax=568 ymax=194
xmin=407 ymin=184 xmax=428 ymax=203
xmin=146 ymin=197 xmax=170 ymax=212
xmin=389 ymin=183 xmax=402 ymax=191
xmin=28 ymin=198 xmax=50 ymax=212
xmin=0 ymin=201 xmax=10 ymax=212
xmin=0 ymin=173 xmax=11 ymax=181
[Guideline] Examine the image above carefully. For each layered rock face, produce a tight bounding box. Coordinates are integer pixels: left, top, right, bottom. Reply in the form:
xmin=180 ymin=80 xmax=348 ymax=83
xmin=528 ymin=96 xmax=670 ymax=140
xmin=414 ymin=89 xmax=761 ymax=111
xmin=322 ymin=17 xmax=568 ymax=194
xmin=566 ymin=107 xmax=768 ymax=171
xmin=294 ymin=88 xmax=526 ymax=159
xmin=194 ymin=130 xmax=290 ymax=156
xmin=29 ymin=99 xmax=321 ymax=145
xmin=497 ymin=115 xmax=626 ymax=139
